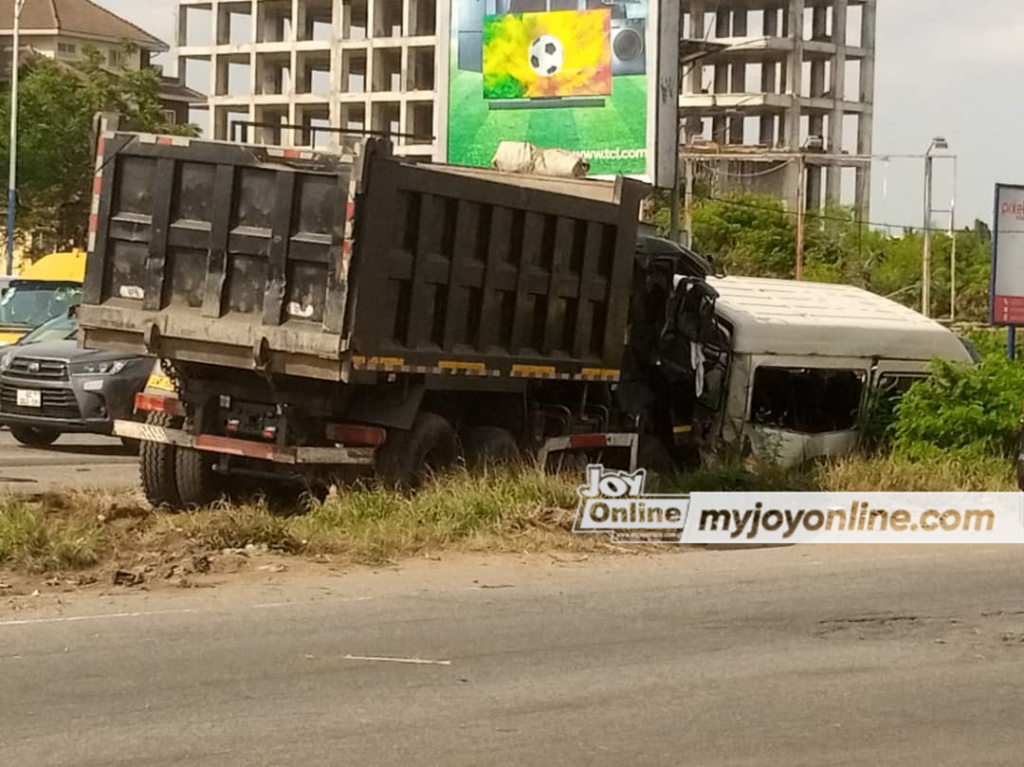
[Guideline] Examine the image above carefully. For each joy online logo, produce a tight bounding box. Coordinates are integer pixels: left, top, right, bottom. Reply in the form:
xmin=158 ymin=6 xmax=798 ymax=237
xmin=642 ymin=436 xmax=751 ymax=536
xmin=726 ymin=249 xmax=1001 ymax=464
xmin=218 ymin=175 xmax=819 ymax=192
xmin=573 ymin=465 xmax=691 ymax=543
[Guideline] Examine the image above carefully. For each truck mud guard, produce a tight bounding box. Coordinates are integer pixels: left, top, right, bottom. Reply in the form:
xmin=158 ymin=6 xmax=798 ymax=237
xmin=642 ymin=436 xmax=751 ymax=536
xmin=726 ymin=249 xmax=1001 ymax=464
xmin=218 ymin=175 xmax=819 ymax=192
xmin=536 ymin=433 xmax=640 ymax=473
xmin=113 ymin=420 xmax=376 ymax=467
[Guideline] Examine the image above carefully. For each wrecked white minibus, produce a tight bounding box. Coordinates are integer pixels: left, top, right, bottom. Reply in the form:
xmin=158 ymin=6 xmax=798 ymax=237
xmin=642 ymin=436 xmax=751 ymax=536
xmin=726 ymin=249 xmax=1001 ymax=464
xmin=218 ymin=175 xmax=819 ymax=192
xmin=693 ymin=277 xmax=974 ymax=467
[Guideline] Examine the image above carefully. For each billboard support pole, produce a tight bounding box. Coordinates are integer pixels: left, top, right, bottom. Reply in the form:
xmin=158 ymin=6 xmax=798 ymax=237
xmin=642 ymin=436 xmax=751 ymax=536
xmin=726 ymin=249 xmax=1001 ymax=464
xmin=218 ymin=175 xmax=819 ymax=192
xmin=1010 ymin=327 xmax=1017 ymax=361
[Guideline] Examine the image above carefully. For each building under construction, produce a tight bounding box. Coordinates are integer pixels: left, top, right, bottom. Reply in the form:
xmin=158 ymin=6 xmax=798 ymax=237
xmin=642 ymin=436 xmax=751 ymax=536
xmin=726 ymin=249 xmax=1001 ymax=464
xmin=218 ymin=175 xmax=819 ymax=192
xmin=680 ymin=0 xmax=877 ymax=215
xmin=176 ymin=0 xmax=439 ymax=159
xmin=175 ymin=0 xmax=877 ymax=215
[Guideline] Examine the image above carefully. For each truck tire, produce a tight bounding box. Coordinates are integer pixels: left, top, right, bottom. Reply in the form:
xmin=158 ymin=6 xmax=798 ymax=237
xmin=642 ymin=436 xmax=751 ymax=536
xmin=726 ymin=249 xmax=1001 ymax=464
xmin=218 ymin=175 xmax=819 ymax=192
xmin=461 ymin=426 xmax=520 ymax=469
xmin=377 ymin=412 xmax=458 ymax=488
xmin=10 ymin=426 xmax=60 ymax=447
xmin=140 ymin=412 xmax=182 ymax=509
xmin=175 ymin=447 xmax=219 ymax=509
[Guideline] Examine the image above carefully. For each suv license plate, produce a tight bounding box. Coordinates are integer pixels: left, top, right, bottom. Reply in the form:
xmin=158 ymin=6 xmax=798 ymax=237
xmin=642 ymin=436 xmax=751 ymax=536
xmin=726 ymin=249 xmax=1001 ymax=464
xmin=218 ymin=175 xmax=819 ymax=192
xmin=16 ymin=389 xmax=41 ymax=408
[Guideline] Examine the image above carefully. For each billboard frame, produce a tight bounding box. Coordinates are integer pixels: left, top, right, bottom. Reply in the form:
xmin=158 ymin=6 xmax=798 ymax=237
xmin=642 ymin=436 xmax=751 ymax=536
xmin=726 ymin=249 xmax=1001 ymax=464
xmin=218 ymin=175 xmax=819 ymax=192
xmin=439 ymin=0 xmax=678 ymax=190
xmin=991 ymin=183 xmax=1024 ymax=327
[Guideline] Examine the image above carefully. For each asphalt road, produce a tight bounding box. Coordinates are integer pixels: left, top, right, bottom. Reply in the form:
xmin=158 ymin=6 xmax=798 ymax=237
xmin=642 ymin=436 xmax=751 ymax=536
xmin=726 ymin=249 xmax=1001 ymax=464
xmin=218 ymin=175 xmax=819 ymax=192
xmin=0 ymin=429 xmax=138 ymax=492
xmin=2 ymin=545 xmax=1023 ymax=766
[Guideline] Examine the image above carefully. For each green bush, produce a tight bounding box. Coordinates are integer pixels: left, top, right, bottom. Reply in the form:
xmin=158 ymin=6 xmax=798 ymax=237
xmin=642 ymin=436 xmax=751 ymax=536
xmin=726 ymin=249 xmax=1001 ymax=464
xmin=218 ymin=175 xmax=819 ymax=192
xmin=892 ymin=354 xmax=1024 ymax=458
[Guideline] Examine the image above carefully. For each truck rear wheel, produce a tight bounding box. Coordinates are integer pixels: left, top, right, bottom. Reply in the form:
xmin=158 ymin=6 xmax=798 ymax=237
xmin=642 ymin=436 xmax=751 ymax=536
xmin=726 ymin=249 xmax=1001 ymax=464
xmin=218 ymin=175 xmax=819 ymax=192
xmin=175 ymin=447 xmax=219 ymax=509
xmin=377 ymin=412 xmax=458 ymax=488
xmin=461 ymin=426 xmax=520 ymax=469
xmin=140 ymin=412 xmax=182 ymax=509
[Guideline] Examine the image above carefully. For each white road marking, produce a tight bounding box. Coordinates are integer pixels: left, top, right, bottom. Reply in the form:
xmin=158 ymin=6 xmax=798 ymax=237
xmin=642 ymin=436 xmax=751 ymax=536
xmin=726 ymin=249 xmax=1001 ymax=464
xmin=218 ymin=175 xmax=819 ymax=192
xmin=0 ymin=608 xmax=200 ymax=628
xmin=0 ymin=595 xmax=377 ymax=629
xmin=342 ymin=654 xmax=451 ymax=666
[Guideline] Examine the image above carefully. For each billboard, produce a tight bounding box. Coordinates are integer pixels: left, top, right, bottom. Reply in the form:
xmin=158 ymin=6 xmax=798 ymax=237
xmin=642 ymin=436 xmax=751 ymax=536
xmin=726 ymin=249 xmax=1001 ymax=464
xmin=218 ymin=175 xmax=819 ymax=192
xmin=443 ymin=0 xmax=676 ymax=186
xmin=991 ymin=184 xmax=1024 ymax=325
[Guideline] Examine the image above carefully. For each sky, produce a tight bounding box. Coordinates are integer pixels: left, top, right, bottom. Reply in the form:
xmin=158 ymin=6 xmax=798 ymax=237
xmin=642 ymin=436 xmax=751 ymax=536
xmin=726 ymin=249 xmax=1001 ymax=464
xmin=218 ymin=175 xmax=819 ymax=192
xmin=97 ymin=0 xmax=1023 ymax=230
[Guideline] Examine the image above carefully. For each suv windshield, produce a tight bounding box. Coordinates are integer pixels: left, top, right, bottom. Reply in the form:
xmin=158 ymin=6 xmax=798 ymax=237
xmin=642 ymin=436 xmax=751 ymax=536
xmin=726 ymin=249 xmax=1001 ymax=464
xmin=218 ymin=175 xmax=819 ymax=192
xmin=19 ymin=313 xmax=78 ymax=345
xmin=0 ymin=281 xmax=82 ymax=329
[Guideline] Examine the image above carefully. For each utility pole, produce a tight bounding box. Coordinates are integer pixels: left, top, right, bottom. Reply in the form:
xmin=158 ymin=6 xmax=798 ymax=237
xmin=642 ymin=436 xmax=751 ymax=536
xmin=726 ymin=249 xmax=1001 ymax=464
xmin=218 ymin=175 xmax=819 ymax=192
xmin=795 ymin=154 xmax=806 ymax=281
xmin=669 ymin=149 xmax=681 ymax=244
xmin=6 ymin=0 xmax=25 ymax=276
xmin=682 ymin=156 xmax=694 ymax=248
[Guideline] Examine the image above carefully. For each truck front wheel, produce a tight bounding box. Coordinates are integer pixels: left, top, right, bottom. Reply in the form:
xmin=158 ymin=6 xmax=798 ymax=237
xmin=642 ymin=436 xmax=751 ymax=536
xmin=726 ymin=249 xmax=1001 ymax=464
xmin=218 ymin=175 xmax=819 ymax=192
xmin=377 ymin=412 xmax=458 ymax=488
xmin=140 ymin=412 xmax=182 ymax=509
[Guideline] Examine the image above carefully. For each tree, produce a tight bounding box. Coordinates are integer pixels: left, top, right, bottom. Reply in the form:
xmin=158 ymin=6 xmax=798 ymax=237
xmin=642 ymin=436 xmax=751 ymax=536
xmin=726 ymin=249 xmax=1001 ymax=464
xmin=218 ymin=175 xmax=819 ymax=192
xmin=655 ymin=192 xmax=994 ymax=323
xmin=0 ymin=46 xmax=197 ymax=253
xmin=691 ymin=193 xmax=796 ymax=278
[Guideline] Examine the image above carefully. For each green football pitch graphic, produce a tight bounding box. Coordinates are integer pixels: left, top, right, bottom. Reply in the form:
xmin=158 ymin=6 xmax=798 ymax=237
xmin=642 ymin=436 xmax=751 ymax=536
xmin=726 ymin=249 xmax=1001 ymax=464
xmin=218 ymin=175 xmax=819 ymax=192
xmin=447 ymin=68 xmax=648 ymax=177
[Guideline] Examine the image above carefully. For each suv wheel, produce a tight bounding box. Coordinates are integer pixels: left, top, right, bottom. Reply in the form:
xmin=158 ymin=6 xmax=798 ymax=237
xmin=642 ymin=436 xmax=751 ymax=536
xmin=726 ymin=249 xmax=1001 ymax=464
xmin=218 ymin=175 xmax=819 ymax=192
xmin=10 ymin=426 xmax=60 ymax=447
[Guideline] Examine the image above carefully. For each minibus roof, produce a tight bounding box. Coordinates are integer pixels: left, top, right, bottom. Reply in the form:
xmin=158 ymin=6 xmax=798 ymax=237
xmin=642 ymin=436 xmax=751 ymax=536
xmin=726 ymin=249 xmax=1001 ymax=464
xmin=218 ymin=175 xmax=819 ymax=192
xmin=708 ymin=276 xmax=972 ymax=362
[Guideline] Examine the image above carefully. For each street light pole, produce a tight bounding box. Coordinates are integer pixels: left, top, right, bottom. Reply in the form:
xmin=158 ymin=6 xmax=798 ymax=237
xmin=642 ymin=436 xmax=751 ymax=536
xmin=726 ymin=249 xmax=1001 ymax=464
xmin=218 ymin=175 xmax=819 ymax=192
xmin=6 ymin=0 xmax=25 ymax=276
xmin=922 ymin=137 xmax=948 ymax=318
xmin=922 ymin=152 xmax=932 ymax=317
xmin=949 ymin=155 xmax=958 ymax=322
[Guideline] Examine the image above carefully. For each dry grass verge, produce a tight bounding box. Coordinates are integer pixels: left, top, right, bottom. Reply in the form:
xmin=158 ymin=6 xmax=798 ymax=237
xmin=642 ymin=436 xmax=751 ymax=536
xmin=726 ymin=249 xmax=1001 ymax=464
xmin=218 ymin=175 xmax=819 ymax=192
xmin=0 ymin=454 xmax=1015 ymax=577
xmin=818 ymin=454 xmax=1016 ymax=493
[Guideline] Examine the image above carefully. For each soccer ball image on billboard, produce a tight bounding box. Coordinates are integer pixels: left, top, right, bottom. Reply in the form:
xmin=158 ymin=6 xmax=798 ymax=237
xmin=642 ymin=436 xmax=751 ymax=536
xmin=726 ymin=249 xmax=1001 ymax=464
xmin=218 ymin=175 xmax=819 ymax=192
xmin=482 ymin=9 xmax=612 ymax=99
xmin=529 ymin=35 xmax=564 ymax=76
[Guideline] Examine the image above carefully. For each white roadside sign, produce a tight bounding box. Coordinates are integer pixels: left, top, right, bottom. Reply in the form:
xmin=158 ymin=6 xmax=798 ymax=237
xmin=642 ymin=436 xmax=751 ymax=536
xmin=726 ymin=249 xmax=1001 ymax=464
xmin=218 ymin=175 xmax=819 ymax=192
xmin=992 ymin=184 xmax=1024 ymax=325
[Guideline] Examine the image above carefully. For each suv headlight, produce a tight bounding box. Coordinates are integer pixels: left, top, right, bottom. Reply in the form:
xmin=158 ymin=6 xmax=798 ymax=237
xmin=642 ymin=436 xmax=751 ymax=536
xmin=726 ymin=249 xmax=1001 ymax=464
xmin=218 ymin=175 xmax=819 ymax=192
xmin=0 ymin=350 xmax=12 ymax=372
xmin=71 ymin=358 xmax=133 ymax=376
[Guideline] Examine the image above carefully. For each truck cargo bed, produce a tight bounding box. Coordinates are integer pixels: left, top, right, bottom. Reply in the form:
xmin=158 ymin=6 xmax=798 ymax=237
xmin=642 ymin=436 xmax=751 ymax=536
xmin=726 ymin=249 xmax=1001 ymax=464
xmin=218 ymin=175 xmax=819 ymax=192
xmin=78 ymin=133 xmax=648 ymax=383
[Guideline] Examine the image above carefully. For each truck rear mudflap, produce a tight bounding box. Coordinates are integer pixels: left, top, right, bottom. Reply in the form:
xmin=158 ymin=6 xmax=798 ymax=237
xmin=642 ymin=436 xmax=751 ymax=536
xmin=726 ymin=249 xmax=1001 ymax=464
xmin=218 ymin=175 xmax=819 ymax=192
xmin=112 ymin=419 xmax=376 ymax=467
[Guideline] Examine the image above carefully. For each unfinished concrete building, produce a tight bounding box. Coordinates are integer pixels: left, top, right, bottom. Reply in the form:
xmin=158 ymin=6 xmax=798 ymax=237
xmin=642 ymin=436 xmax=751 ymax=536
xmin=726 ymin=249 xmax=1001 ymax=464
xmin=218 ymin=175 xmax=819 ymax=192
xmin=177 ymin=0 xmax=438 ymax=158
xmin=680 ymin=0 xmax=877 ymax=215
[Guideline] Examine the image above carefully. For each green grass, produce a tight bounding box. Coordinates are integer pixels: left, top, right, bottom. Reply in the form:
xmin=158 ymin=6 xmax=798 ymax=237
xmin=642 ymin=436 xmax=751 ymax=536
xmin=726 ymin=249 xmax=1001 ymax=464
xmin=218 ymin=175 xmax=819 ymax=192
xmin=0 ymin=500 xmax=105 ymax=573
xmin=447 ymin=67 xmax=648 ymax=175
xmin=0 ymin=453 xmax=1016 ymax=576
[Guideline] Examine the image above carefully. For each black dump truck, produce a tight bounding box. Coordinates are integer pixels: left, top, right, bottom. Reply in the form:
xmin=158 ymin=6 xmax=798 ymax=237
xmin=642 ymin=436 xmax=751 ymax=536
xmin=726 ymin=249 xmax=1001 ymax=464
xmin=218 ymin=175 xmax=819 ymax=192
xmin=77 ymin=132 xmax=726 ymax=507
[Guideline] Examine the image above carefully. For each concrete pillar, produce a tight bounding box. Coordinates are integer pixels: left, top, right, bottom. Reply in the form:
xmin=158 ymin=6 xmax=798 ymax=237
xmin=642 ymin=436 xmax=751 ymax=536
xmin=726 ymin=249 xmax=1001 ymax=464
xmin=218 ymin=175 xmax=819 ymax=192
xmin=759 ymin=6 xmax=779 ymax=145
xmin=729 ymin=10 xmax=748 ymax=144
xmin=177 ymin=5 xmax=188 ymax=47
xmin=826 ymin=0 xmax=848 ymax=202
xmin=684 ymin=0 xmax=706 ymax=142
xmin=712 ymin=9 xmax=730 ymax=142
xmin=783 ymin=0 xmax=804 ymax=149
xmin=855 ymin=0 xmax=877 ymax=219
xmin=330 ymin=0 xmax=344 ymax=144
xmin=806 ymin=6 xmax=826 ymax=209
xmin=781 ymin=0 xmax=805 ymax=212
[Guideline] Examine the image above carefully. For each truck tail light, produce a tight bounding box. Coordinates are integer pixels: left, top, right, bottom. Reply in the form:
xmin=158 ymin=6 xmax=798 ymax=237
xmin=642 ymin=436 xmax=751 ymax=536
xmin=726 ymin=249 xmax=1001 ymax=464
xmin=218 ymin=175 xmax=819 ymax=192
xmin=570 ymin=434 xmax=608 ymax=450
xmin=326 ymin=423 xmax=386 ymax=447
xmin=134 ymin=393 xmax=184 ymax=417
